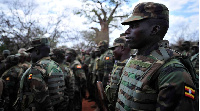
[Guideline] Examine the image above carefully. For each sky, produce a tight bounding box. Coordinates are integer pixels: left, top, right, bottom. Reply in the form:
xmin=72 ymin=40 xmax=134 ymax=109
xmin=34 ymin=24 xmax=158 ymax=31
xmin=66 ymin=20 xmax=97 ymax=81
xmin=0 ymin=0 xmax=199 ymax=47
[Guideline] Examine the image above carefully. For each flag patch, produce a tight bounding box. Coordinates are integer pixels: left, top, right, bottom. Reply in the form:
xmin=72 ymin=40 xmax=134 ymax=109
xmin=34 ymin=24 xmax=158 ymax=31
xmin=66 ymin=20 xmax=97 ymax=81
xmin=76 ymin=65 xmax=82 ymax=68
xmin=106 ymin=57 xmax=109 ymax=60
xmin=185 ymin=85 xmax=195 ymax=100
xmin=28 ymin=74 xmax=33 ymax=80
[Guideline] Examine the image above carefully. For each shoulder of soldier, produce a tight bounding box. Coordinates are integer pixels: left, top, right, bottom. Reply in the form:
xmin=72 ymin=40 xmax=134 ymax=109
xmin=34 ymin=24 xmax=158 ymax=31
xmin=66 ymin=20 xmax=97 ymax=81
xmin=71 ymin=60 xmax=82 ymax=68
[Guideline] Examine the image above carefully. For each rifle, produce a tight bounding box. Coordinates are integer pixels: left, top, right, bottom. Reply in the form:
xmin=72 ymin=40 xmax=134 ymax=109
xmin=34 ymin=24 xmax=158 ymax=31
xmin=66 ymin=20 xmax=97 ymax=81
xmin=96 ymin=81 xmax=109 ymax=111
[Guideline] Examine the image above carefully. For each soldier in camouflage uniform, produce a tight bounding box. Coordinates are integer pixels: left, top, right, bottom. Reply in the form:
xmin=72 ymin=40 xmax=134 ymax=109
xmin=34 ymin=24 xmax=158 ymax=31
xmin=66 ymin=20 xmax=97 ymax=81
xmin=51 ymin=48 xmax=75 ymax=111
xmin=105 ymin=37 xmax=131 ymax=111
xmin=116 ymin=2 xmax=198 ymax=111
xmin=66 ymin=49 xmax=86 ymax=111
xmin=1 ymin=50 xmax=30 ymax=111
xmin=181 ymin=41 xmax=191 ymax=56
xmin=16 ymin=37 xmax=66 ymax=111
xmin=191 ymin=44 xmax=199 ymax=75
xmin=97 ymin=40 xmax=114 ymax=88
xmin=2 ymin=50 xmax=10 ymax=60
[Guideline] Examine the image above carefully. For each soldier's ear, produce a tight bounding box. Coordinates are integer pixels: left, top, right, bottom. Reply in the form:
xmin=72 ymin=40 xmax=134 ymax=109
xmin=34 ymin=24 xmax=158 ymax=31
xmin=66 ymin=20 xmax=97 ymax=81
xmin=151 ymin=25 xmax=160 ymax=35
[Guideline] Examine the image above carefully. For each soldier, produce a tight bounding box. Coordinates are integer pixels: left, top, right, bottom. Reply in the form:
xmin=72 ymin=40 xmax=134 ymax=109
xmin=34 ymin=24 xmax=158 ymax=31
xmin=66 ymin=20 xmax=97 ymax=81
xmin=51 ymin=48 xmax=75 ymax=111
xmin=191 ymin=44 xmax=199 ymax=75
xmin=181 ymin=41 xmax=191 ymax=56
xmin=116 ymin=2 xmax=198 ymax=111
xmin=66 ymin=49 xmax=86 ymax=111
xmin=1 ymin=54 xmax=25 ymax=111
xmin=105 ymin=37 xmax=131 ymax=111
xmin=17 ymin=48 xmax=31 ymax=70
xmin=97 ymin=40 xmax=114 ymax=88
xmin=92 ymin=47 xmax=102 ymax=110
xmin=2 ymin=50 xmax=10 ymax=60
xmin=16 ymin=37 xmax=66 ymax=111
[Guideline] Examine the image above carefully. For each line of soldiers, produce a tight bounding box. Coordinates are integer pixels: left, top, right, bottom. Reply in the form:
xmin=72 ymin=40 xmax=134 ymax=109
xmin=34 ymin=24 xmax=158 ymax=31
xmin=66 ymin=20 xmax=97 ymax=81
xmin=0 ymin=2 xmax=199 ymax=111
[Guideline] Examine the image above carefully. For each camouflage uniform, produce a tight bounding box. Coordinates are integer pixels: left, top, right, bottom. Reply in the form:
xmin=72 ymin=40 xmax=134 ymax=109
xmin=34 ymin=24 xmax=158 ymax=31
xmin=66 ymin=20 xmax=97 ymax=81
xmin=97 ymin=40 xmax=114 ymax=88
xmin=116 ymin=2 xmax=197 ymax=111
xmin=66 ymin=49 xmax=86 ymax=111
xmin=19 ymin=37 xmax=66 ymax=111
xmin=51 ymin=48 xmax=75 ymax=111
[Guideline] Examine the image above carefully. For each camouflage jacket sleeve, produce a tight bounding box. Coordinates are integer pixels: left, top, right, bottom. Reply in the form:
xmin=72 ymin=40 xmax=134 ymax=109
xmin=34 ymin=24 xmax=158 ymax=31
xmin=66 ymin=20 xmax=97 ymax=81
xmin=27 ymin=67 xmax=53 ymax=110
xmin=156 ymin=59 xmax=197 ymax=111
xmin=74 ymin=64 xmax=86 ymax=82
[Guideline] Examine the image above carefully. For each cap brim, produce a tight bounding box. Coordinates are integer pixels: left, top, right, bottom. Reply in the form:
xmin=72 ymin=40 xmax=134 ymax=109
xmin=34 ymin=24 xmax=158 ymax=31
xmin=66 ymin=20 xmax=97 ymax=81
xmin=25 ymin=47 xmax=35 ymax=52
xmin=121 ymin=15 xmax=148 ymax=25
xmin=108 ymin=46 xmax=116 ymax=50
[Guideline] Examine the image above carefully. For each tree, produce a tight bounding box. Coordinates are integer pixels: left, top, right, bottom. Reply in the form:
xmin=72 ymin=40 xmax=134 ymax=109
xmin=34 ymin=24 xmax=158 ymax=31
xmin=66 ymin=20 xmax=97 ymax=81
xmin=75 ymin=0 xmax=129 ymax=44
xmin=0 ymin=0 xmax=71 ymax=54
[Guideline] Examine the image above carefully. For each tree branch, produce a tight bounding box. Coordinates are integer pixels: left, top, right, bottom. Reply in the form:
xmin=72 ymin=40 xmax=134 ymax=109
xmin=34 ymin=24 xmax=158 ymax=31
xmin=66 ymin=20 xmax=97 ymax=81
xmin=90 ymin=27 xmax=99 ymax=33
xmin=92 ymin=9 xmax=102 ymax=22
xmin=108 ymin=2 xmax=120 ymax=24
xmin=97 ymin=1 xmax=107 ymax=21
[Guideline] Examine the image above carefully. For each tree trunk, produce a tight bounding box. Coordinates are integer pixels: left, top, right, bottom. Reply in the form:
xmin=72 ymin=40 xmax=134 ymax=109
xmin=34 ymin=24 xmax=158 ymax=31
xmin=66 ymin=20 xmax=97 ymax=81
xmin=94 ymin=21 xmax=109 ymax=45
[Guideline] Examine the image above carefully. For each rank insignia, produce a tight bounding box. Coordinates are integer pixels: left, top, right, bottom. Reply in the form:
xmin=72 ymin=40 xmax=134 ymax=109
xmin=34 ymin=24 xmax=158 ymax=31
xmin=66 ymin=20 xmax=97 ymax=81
xmin=28 ymin=74 xmax=33 ymax=80
xmin=185 ymin=85 xmax=195 ymax=100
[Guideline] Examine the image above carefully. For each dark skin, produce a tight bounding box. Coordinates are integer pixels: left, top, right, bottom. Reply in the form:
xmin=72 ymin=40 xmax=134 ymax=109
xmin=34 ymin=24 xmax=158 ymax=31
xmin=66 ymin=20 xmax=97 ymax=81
xmin=30 ymin=46 xmax=50 ymax=63
xmin=113 ymin=46 xmax=131 ymax=62
xmin=125 ymin=19 xmax=161 ymax=55
xmin=99 ymin=46 xmax=107 ymax=54
xmin=65 ymin=53 xmax=76 ymax=63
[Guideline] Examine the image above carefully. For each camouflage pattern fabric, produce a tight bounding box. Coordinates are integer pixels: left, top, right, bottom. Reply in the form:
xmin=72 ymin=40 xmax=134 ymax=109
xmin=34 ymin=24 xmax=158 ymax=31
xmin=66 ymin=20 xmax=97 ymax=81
xmin=1 ymin=63 xmax=26 ymax=111
xmin=97 ymin=50 xmax=114 ymax=87
xmin=105 ymin=59 xmax=127 ymax=111
xmin=191 ymin=53 xmax=199 ymax=74
xmin=20 ymin=57 xmax=65 ymax=111
xmin=121 ymin=2 xmax=169 ymax=25
xmin=116 ymin=41 xmax=197 ymax=111
xmin=69 ymin=59 xmax=86 ymax=111
xmin=59 ymin=63 xmax=75 ymax=111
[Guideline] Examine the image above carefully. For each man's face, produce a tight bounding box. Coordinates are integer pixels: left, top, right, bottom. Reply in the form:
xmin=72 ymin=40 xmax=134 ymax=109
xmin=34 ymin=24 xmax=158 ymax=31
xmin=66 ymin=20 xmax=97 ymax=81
xmin=125 ymin=19 xmax=152 ymax=49
xmin=99 ymin=46 xmax=106 ymax=54
xmin=113 ymin=46 xmax=122 ymax=60
xmin=65 ymin=53 xmax=72 ymax=62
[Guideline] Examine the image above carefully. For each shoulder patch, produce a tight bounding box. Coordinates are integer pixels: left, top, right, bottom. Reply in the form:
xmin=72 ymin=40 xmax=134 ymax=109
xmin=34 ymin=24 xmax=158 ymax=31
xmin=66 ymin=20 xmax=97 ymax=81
xmin=6 ymin=77 xmax=10 ymax=81
xmin=28 ymin=74 xmax=33 ymax=80
xmin=185 ymin=84 xmax=195 ymax=100
xmin=76 ymin=65 xmax=82 ymax=68
xmin=105 ymin=57 xmax=110 ymax=60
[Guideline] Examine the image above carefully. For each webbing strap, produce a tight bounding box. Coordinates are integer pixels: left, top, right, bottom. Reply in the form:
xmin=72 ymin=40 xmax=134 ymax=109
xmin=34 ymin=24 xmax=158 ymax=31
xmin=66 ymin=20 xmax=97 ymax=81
xmin=48 ymin=77 xmax=64 ymax=82
xmin=48 ymin=82 xmax=65 ymax=88
xmin=120 ymin=83 xmax=156 ymax=101
xmin=110 ymin=85 xmax=118 ymax=89
xmin=111 ymin=79 xmax=119 ymax=84
xmin=151 ymin=50 xmax=164 ymax=60
xmin=159 ymin=47 xmax=170 ymax=61
xmin=118 ymin=94 xmax=156 ymax=110
xmin=49 ymin=87 xmax=66 ymax=93
xmin=125 ymin=67 xmax=144 ymax=76
xmin=116 ymin=102 xmax=126 ymax=111
xmin=122 ymin=75 xmax=143 ymax=88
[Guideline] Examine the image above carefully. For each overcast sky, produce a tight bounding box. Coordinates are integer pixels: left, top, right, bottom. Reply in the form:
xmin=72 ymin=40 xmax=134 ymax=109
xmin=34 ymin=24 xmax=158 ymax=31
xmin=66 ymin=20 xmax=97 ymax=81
xmin=0 ymin=0 xmax=199 ymax=47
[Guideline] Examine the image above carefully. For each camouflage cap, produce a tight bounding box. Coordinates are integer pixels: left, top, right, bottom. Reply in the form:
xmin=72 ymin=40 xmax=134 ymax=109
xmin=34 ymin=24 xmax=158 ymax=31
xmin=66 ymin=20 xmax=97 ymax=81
xmin=66 ymin=48 xmax=77 ymax=56
xmin=3 ymin=50 xmax=10 ymax=55
xmin=109 ymin=37 xmax=126 ymax=50
xmin=52 ymin=48 xmax=65 ymax=56
xmin=98 ymin=40 xmax=108 ymax=47
xmin=26 ymin=37 xmax=50 ymax=52
xmin=121 ymin=2 xmax=169 ymax=25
